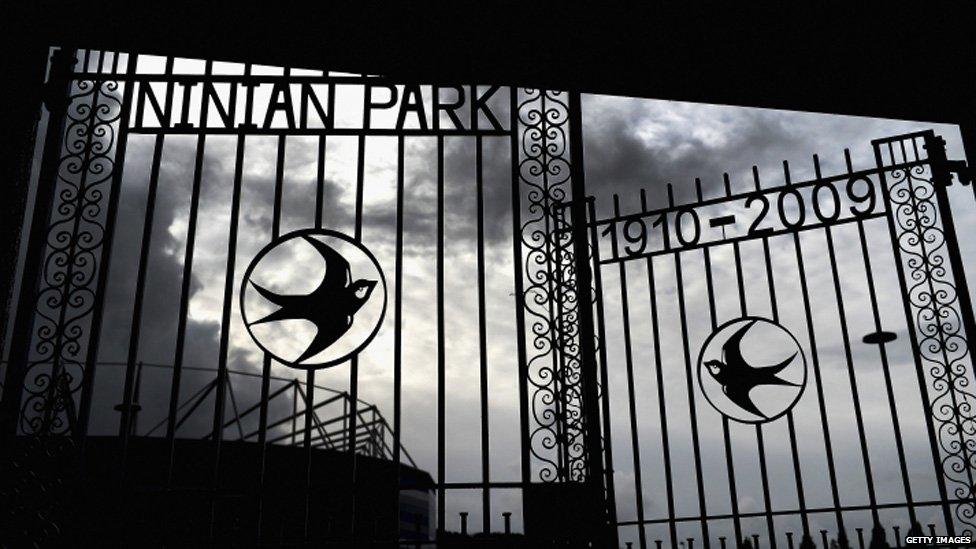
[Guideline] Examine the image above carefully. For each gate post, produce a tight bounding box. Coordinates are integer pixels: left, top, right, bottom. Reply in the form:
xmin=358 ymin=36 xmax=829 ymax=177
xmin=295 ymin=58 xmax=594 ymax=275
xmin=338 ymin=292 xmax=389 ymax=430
xmin=924 ymin=132 xmax=976 ymax=357
xmin=876 ymin=130 xmax=976 ymax=536
xmin=0 ymin=43 xmax=50 ymax=368
xmin=567 ymin=89 xmax=616 ymax=546
xmin=0 ymin=47 xmax=77 ymax=441
xmin=514 ymin=87 xmax=617 ymax=545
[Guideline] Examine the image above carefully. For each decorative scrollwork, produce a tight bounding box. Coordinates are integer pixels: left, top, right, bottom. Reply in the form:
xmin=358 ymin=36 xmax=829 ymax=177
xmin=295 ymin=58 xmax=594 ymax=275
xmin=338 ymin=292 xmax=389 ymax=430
xmin=886 ymin=159 xmax=976 ymax=535
xmin=515 ymin=88 xmax=589 ymax=482
xmin=19 ymin=58 xmax=124 ymax=436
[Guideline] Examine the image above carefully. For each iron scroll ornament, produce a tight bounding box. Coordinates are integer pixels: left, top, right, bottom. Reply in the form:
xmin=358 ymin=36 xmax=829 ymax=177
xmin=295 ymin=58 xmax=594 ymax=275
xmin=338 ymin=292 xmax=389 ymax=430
xmin=240 ymin=229 xmax=387 ymax=370
xmin=886 ymin=161 xmax=976 ymax=534
xmin=20 ymin=57 xmax=124 ymax=435
xmin=697 ymin=317 xmax=808 ymax=424
xmin=516 ymin=88 xmax=589 ymax=482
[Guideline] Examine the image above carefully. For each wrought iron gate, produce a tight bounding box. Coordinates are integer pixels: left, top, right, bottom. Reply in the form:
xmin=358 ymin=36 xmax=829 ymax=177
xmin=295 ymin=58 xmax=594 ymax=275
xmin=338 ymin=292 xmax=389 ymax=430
xmin=580 ymin=130 xmax=976 ymax=548
xmin=0 ymin=48 xmax=611 ymax=546
xmin=2 ymin=47 xmax=975 ymax=548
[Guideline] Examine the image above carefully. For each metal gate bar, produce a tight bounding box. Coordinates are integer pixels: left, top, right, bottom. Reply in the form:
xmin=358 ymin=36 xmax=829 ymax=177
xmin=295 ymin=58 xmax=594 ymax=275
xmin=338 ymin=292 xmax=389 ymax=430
xmin=6 ymin=49 xmax=589 ymax=545
xmin=839 ymin=150 xmax=918 ymax=528
xmin=78 ymin=51 xmax=136 ymax=441
xmin=874 ymin=138 xmax=957 ymax=535
xmin=670 ymin=189 xmax=711 ymax=546
xmin=436 ymin=132 xmax=446 ymax=537
xmin=611 ymin=192 xmax=649 ymax=549
xmin=586 ymin=131 xmax=975 ymax=547
xmin=876 ymin=132 xmax=976 ymax=533
xmin=6 ymin=46 xmax=975 ymax=548
xmin=588 ymin=197 xmax=621 ymax=539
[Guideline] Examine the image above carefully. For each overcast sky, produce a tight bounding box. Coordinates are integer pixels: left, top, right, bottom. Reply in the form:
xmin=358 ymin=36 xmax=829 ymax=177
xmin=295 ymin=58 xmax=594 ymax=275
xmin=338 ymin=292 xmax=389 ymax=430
xmin=4 ymin=52 xmax=975 ymax=547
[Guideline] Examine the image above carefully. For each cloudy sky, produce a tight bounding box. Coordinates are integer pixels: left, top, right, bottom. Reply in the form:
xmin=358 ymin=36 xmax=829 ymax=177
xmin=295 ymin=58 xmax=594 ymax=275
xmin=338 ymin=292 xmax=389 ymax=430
xmin=4 ymin=51 xmax=975 ymax=547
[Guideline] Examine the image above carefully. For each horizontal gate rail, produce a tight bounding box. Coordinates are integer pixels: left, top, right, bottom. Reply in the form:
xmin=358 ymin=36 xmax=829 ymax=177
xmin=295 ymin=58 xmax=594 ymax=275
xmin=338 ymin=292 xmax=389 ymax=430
xmin=4 ymin=48 xmax=560 ymax=546
xmin=576 ymin=131 xmax=976 ymax=549
xmin=576 ymin=159 xmax=936 ymax=266
xmin=614 ymin=497 xmax=976 ymax=526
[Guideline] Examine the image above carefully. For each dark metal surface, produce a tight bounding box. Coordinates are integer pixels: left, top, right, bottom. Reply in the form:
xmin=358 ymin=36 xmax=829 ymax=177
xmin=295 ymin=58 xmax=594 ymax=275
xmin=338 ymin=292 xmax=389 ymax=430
xmin=0 ymin=49 xmax=611 ymax=546
xmin=579 ymin=129 xmax=976 ymax=547
xmin=2 ymin=47 xmax=975 ymax=548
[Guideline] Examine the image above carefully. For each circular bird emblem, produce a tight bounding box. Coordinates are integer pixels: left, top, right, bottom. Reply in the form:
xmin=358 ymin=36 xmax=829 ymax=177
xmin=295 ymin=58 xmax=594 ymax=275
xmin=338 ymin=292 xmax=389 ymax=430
xmin=240 ymin=229 xmax=387 ymax=369
xmin=697 ymin=317 xmax=807 ymax=423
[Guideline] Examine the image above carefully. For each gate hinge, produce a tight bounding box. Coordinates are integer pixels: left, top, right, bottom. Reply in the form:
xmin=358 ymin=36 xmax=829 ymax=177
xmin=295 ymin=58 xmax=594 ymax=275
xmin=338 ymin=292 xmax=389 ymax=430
xmin=932 ymin=159 xmax=974 ymax=186
xmin=946 ymin=160 xmax=974 ymax=186
xmin=41 ymin=49 xmax=78 ymax=114
xmin=924 ymin=133 xmax=973 ymax=186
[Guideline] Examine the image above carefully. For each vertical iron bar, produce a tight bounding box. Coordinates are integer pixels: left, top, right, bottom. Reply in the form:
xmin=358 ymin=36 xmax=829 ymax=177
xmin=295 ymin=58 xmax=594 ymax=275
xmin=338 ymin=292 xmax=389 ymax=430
xmin=568 ymin=90 xmax=612 ymax=545
xmin=812 ymin=157 xmax=879 ymax=525
xmin=436 ymin=134 xmax=446 ymax=537
xmin=806 ymin=145 xmax=919 ymax=527
xmin=117 ymin=138 xmax=160 ymax=444
xmin=751 ymin=162 xmax=825 ymax=537
xmin=475 ymin=135 xmax=491 ymax=532
xmin=798 ymin=178 xmax=868 ymax=532
xmin=668 ymin=183 xmax=711 ymax=549
xmin=852 ymin=202 xmax=917 ymax=525
xmin=729 ymin=234 xmax=778 ymax=546
xmin=727 ymin=182 xmax=769 ymax=549
xmin=610 ymin=195 xmax=647 ymax=549
xmin=736 ymin=237 xmax=782 ymax=548
xmin=305 ymin=103 xmax=326 ymax=541
xmin=642 ymin=247 xmax=677 ymax=549
xmin=196 ymin=124 xmax=246 ymax=478
xmin=588 ymin=197 xmax=619 ymax=539
xmin=158 ymin=57 xmax=188 ymax=480
xmin=702 ymin=242 xmax=743 ymax=548
xmin=119 ymin=57 xmax=175 ymax=467
xmin=510 ymin=88 xmax=533 ymax=521
xmin=177 ymin=60 xmax=214 ymax=446
xmin=315 ymin=134 xmax=326 ymax=229
xmin=346 ymin=79 xmax=368 ymax=542
xmin=694 ymin=177 xmax=744 ymax=547
xmin=78 ymin=52 xmax=138 ymax=440
xmin=252 ymin=106 xmax=287 ymax=540
xmin=873 ymin=145 xmax=955 ymax=532
xmin=553 ymin=204 xmax=570 ymax=480
xmin=393 ymin=133 xmax=405 ymax=541
xmin=820 ymin=222 xmax=880 ymax=522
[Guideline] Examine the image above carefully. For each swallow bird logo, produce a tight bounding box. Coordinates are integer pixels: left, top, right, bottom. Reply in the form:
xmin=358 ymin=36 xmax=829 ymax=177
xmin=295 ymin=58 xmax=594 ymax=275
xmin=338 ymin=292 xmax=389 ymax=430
xmin=697 ymin=317 xmax=806 ymax=423
xmin=240 ymin=229 xmax=387 ymax=369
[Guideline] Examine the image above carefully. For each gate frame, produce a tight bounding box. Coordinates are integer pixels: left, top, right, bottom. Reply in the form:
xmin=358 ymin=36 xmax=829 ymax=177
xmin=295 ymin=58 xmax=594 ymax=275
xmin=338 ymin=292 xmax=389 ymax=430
xmin=575 ymin=128 xmax=976 ymax=548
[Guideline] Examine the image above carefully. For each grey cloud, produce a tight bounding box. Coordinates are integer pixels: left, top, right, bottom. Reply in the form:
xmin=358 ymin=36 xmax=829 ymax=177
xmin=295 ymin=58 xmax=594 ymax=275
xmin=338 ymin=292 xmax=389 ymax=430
xmin=23 ymin=80 xmax=973 ymax=543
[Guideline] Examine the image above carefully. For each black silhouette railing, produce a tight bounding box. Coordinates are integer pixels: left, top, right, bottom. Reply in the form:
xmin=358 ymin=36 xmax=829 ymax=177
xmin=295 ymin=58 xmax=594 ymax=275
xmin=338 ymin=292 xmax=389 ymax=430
xmin=4 ymin=46 xmax=975 ymax=548
xmin=569 ymin=130 xmax=976 ymax=548
xmin=621 ymin=520 xmax=946 ymax=549
xmin=0 ymin=359 xmax=415 ymax=466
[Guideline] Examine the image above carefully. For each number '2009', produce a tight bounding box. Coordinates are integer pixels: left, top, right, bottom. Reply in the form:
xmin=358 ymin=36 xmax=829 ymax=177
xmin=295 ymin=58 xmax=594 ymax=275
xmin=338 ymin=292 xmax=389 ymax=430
xmin=746 ymin=178 xmax=877 ymax=235
xmin=602 ymin=177 xmax=879 ymax=258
